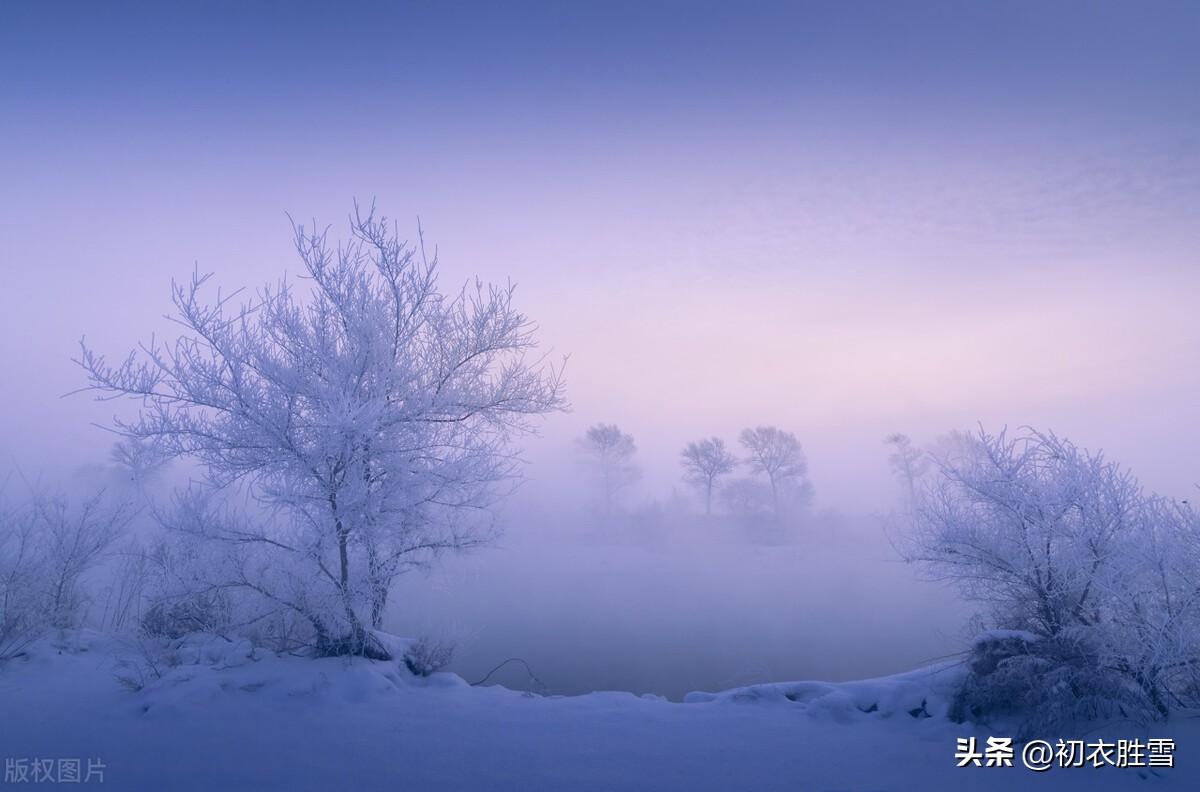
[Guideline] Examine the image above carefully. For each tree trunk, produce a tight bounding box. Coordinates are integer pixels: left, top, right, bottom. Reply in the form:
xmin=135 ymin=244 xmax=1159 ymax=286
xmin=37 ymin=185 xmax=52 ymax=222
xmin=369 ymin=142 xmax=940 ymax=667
xmin=370 ymin=583 xmax=389 ymax=630
xmin=366 ymin=545 xmax=390 ymax=630
xmin=331 ymin=510 xmax=368 ymax=647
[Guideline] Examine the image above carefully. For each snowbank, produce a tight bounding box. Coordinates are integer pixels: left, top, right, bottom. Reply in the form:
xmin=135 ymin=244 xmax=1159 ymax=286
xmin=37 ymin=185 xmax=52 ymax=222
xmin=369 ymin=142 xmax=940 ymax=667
xmin=1 ymin=632 xmax=1193 ymax=791
xmin=683 ymin=661 xmax=965 ymax=722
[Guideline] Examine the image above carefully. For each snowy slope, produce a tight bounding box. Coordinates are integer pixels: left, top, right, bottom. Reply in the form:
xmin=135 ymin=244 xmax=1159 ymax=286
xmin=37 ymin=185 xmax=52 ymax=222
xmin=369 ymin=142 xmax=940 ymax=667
xmin=1 ymin=632 xmax=1193 ymax=791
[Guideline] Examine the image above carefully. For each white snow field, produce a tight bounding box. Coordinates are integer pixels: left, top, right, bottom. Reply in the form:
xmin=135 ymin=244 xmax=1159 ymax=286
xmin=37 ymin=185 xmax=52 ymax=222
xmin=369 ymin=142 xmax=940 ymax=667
xmin=2 ymin=632 xmax=1195 ymax=791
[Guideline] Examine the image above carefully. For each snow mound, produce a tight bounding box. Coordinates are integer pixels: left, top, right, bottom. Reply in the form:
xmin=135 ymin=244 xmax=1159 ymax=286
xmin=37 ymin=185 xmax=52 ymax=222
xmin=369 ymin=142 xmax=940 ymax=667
xmin=683 ymin=661 xmax=965 ymax=722
xmin=98 ymin=631 xmax=469 ymax=717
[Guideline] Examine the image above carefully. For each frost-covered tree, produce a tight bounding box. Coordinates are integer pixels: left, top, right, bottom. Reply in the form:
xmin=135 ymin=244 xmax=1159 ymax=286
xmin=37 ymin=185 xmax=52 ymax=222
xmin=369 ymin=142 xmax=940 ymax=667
xmin=76 ymin=204 xmax=566 ymax=656
xmin=578 ymin=423 xmax=639 ymax=515
xmin=680 ymin=437 xmax=737 ymax=515
xmin=902 ymin=427 xmax=1200 ymax=724
xmin=903 ymin=428 xmax=1138 ymax=639
xmin=738 ymin=426 xmax=811 ymax=517
xmin=1102 ymin=495 xmax=1200 ymax=718
xmin=0 ymin=488 xmax=133 ymax=654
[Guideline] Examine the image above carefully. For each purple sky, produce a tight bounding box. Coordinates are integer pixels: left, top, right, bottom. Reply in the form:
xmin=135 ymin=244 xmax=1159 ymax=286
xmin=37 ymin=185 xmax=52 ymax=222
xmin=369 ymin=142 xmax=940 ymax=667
xmin=2 ymin=1 xmax=1198 ymax=509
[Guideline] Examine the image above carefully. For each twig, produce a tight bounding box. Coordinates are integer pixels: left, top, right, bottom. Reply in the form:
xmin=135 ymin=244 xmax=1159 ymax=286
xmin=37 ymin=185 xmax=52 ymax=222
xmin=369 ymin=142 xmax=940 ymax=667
xmin=469 ymin=657 xmax=547 ymax=694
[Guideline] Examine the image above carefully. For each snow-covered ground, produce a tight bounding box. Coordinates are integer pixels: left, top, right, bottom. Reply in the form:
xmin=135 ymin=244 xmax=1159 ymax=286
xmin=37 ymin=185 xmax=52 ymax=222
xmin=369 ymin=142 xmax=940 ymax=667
xmin=2 ymin=631 xmax=1193 ymax=791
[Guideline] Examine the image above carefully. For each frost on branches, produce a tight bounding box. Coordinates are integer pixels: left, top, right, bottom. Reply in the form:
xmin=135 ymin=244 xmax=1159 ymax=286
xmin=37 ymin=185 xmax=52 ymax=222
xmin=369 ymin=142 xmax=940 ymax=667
xmin=899 ymin=427 xmax=1200 ymax=727
xmin=77 ymin=205 xmax=566 ymax=658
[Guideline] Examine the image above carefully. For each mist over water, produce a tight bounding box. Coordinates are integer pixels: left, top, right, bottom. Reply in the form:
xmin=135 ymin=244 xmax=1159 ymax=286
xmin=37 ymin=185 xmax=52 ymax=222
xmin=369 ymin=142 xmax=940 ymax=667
xmin=387 ymin=503 xmax=968 ymax=700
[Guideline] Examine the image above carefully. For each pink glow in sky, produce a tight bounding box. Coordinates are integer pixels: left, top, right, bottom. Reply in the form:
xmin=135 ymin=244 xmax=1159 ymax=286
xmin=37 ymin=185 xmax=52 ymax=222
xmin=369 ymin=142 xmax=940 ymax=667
xmin=1 ymin=1 xmax=1197 ymax=509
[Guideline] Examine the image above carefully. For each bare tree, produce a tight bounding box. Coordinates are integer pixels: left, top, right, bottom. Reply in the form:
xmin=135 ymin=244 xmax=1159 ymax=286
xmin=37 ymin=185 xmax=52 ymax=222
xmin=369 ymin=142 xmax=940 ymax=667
xmin=0 ymin=503 xmax=45 ymax=659
xmin=1 ymin=488 xmax=134 ymax=654
xmin=76 ymin=203 xmax=566 ymax=656
xmin=884 ymin=432 xmax=928 ymax=506
xmin=99 ymin=539 xmax=154 ymax=633
xmin=37 ymin=491 xmax=137 ymax=629
xmin=578 ymin=423 xmax=639 ymax=516
xmin=680 ymin=437 xmax=737 ymax=515
xmin=738 ymin=426 xmax=811 ymax=518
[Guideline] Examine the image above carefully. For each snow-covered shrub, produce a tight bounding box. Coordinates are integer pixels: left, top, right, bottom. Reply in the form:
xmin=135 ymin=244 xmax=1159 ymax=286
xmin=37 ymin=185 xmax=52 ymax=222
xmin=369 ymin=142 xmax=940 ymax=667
xmin=128 ymin=527 xmax=235 ymax=640
xmin=100 ymin=541 xmax=153 ymax=633
xmin=2 ymin=490 xmax=133 ymax=657
xmin=0 ymin=507 xmax=47 ymax=660
xmin=140 ymin=592 xmax=232 ymax=640
xmin=901 ymin=427 xmax=1200 ymax=727
xmin=37 ymin=491 xmax=135 ymax=629
xmin=247 ymin=608 xmax=312 ymax=654
xmin=403 ymin=637 xmax=454 ymax=677
xmin=950 ymin=631 xmax=1136 ymax=736
xmin=114 ymin=638 xmax=177 ymax=691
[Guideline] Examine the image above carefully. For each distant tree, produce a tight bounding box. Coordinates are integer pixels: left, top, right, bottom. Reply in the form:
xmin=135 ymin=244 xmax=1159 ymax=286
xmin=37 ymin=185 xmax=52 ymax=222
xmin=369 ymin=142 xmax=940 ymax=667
xmin=110 ymin=437 xmax=168 ymax=490
xmin=578 ymin=423 xmax=639 ymax=515
xmin=680 ymin=437 xmax=737 ymax=515
xmin=738 ymin=426 xmax=811 ymax=517
xmin=883 ymin=433 xmax=928 ymax=505
xmin=77 ymin=204 xmax=566 ymax=657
